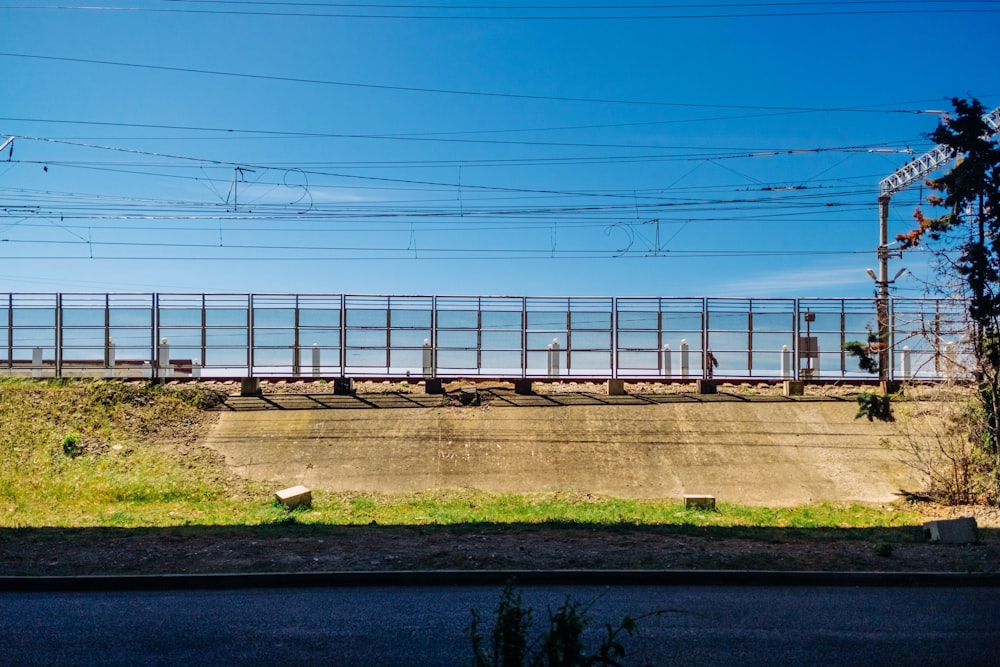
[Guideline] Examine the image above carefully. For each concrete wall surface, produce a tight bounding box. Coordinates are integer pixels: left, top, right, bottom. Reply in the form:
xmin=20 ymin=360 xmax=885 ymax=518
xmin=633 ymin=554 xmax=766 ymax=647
xmin=203 ymin=399 xmax=931 ymax=505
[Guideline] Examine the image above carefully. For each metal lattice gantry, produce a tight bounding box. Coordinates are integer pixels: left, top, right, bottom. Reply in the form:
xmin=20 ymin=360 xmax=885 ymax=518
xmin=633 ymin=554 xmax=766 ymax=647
xmin=880 ymin=105 xmax=1000 ymax=198
xmin=873 ymin=105 xmax=1000 ymax=380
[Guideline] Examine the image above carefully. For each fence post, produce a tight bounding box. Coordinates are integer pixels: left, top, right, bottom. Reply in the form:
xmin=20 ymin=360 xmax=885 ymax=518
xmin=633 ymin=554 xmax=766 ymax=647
xmin=31 ymin=346 xmax=42 ymax=378
xmin=944 ymin=341 xmax=956 ymax=379
xmin=662 ymin=343 xmax=671 ymax=378
xmin=292 ymin=344 xmax=301 ymax=377
xmin=680 ymin=339 xmax=689 ymax=378
xmin=781 ymin=344 xmax=791 ymax=379
xmin=900 ymin=345 xmax=911 ymax=380
xmin=548 ymin=338 xmax=560 ymax=378
xmin=158 ymin=338 xmax=171 ymax=378
xmin=312 ymin=343 xmax=320 ymax=377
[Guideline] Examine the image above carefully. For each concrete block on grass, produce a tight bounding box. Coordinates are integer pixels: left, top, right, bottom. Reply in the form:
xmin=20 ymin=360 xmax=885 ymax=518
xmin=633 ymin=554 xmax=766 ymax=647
xmin=684 ymin=494 xmax=716 ymax=511
xmin=923 ymin=517 xmax=979 ymax=544
xmin=696 ymin=380 xmax=717 ymax=395
xmin=425 ymin=378 xmax=444 ymax=394
xmin=513 ymin=379 xmax=533 ymax=395
xmin=607 ymin=379 xmax=626 ymax=396
xmin=275 ymin=485 xmax=312 ymax=510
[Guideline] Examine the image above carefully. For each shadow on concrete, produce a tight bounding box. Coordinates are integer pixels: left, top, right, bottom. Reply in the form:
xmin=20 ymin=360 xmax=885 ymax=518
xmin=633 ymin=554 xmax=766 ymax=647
xmin=219 ymin=390 xmax=851 ymax=411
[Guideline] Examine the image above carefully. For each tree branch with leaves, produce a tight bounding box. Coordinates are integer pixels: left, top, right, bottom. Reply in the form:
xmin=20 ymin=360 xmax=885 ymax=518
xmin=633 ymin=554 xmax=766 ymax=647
xmin=896 ymin=97 xmax=1000 ymax=504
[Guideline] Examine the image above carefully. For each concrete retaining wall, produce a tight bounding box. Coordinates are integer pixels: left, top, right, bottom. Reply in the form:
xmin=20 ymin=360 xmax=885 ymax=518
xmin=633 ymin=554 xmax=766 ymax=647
xmin=204 ymin=399 xmax=928 ymax=505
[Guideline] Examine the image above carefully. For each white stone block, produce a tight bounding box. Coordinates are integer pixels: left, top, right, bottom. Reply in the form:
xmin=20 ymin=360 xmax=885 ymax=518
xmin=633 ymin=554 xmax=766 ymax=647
xmin=275 ymin=485 xmax=312 ymax=510
xmin=923 ymin=517 xmax=979 ymax=544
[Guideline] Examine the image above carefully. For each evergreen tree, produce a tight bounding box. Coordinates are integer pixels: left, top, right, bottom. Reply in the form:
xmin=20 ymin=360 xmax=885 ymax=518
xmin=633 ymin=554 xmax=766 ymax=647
xmin=897 ymin=97 xmax=1000 ymax=503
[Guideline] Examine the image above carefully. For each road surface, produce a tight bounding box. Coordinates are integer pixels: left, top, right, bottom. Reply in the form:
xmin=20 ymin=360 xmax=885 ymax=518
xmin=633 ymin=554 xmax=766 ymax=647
xmin=2 ymin=584 xmax=996 ymax=665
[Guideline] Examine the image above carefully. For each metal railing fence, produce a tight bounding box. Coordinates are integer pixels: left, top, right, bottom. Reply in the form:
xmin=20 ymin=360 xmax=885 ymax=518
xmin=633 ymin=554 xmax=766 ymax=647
xmin=0 ymin=293 xmax=972 ymax=381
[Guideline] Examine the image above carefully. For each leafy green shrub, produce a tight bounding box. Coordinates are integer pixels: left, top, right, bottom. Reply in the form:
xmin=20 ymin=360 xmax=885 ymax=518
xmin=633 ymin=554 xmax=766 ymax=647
xmin=87 ymin=381 xmax=155 ymax=407
xmin=61 ymin=432 xmax=84 ymax=458
xmin=468 ymin=585 xmax=661 ymax=667
xmin=165 ymin=385 xmax=227 ymax=410
xmin=855 ymin=392 xmax=893 ymax=422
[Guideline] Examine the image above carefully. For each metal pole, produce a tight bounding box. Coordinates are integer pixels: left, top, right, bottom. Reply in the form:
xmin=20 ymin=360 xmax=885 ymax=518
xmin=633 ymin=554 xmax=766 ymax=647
xmin=152 ymin=293 xmax=159 ymax=379
xmin=104 ymin=294 xmax=111 ymax=369
xmin=6 ymin=293 xmax=12 ymax=372
xmin=293 ymin=296 xmax=301 ymax=377
xmin=247 ymin=293 xmax=254 ymax=375
xmin=200 ymin=294 xmax=207 ymax=375
xmin=55 ymin=293 xmax=63 ymax=379
xmin=877 ymin=195 xmax=891 ymax=381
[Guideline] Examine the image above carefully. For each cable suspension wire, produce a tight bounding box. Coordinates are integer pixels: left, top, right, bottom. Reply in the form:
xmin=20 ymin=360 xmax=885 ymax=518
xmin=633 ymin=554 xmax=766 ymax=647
xmin=0 ymin=52 xmax=974 ymax=113
xmin=8 ymin=1 xmax=1000 ymax=20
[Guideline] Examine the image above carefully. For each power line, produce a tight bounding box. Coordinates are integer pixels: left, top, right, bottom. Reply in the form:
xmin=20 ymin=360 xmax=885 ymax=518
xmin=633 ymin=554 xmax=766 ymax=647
xmin=0 ymin=52 xmax=961 ymax=113
xmin=7 ymin=0 xmax=1000 ymax=20
xmin=3 ymin=133 xmax=911 ymax=204
xmin=0 ymin=114 xmax=942 ymax=146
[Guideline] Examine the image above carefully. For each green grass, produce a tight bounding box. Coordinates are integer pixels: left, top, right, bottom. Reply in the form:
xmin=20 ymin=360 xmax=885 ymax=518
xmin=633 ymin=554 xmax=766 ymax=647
xmin=0 ymin=378 xmax=929 ymax=536
xmin=285 ymin=490 xmax=925 ymax=538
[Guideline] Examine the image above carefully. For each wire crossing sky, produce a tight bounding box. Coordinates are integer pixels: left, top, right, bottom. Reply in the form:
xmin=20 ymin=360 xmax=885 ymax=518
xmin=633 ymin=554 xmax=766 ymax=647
xmin=1 ymin=0 xmax=998 ymax=297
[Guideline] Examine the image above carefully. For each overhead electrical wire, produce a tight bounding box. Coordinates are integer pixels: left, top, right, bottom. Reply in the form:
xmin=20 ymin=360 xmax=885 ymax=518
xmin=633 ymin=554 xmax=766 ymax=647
xmin=2 ymin=135 xmax=909 ymax=206
xmin=0 ymin=52 xmax=964 ymax=114
xmin=7 ymin=0 xmax=1000 ymax=19
xmin=0 ymin=236 xmax=871 ymax=259
xmin=0 ymin=107 xmax=937 ymax=268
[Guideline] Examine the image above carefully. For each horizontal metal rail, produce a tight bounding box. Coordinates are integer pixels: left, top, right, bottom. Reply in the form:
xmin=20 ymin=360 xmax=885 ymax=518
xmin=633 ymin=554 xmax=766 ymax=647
xmin=0 ymin=293 xmax=973 ymax=382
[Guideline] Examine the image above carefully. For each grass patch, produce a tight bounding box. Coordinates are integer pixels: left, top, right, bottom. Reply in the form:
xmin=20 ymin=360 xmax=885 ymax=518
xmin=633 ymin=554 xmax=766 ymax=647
xmin=0 ymin=378 xmax=929 ymax=539
xmin=282 ymin=490 xmax=927 ymax=542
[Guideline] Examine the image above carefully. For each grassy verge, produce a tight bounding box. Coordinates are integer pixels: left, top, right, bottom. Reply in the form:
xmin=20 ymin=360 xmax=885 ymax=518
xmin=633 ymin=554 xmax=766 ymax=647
xmin=1 ymin=378 xmax=928 ymax=537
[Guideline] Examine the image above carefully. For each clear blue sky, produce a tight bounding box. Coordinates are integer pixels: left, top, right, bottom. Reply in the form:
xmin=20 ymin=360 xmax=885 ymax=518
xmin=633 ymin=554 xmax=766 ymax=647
xmin=2 ymin=1 xmax=998 ymax=299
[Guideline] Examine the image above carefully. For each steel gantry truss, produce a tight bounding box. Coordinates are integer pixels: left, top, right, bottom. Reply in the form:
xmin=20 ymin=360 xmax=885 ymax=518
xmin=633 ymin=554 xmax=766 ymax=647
xmin=874 ymin=105 xmax=1000 ymax=380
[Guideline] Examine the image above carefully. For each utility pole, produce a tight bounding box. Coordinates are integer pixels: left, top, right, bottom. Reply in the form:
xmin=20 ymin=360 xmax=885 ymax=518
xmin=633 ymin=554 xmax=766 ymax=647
xmin=875 ymin=194 xmax=893 ymax=381
xmin=875 ymin=106 xmax=1000 ymax=382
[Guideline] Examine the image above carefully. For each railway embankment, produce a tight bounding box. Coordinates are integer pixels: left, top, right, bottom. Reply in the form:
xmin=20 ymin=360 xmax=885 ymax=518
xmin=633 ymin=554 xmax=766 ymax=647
xmin=205 ymin=382 xmax=937 ymax=505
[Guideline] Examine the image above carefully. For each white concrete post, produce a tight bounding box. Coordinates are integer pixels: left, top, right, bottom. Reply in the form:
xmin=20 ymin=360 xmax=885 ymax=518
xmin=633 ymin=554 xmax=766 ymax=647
xmin=422 ymin=338 xmax=434 ymax=377
xmin=31 ymin=346 xmax=42 ymax=378
xmin=680 ymin=339 xmax=689 ymax=378
xmin=312 ymin=343 xmax=320 ymax=377
xmin=549 ymin=338 xmax=560 ymax=377
xmin=781 ymin=344 xmax=791 ymax=379
xmin=192 ymin=360 xmax=202 ymax=379
xmin=944 ymin=341 xmax=956 ymax=379
xmin=661 ymin=343 xmax=671 ymax=377
xmin=158 ymin=337 xmax=170 ymax=377
xmin=900 ymin=345 xmax=911 ymax=380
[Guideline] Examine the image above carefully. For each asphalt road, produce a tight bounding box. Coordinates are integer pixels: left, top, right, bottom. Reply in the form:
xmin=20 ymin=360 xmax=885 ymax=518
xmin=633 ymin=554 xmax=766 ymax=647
xmin=2 ymin=584 xmax=997 ymax=666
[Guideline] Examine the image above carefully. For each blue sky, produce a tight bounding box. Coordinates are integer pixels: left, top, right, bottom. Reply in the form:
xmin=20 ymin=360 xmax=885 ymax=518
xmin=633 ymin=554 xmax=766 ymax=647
xmin=1 ymin=1 xmax=998 ymax=299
